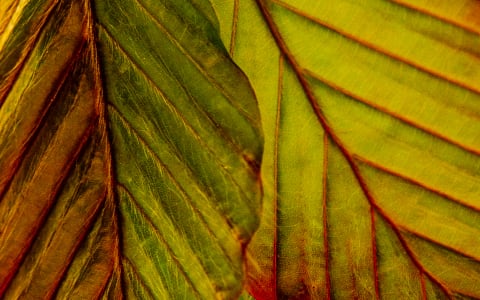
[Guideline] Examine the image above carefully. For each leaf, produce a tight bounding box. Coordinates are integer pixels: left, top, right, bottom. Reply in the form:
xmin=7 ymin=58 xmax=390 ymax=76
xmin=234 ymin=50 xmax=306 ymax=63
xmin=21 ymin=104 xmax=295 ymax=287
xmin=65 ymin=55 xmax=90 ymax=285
xmin=211 ymin=0 xmax=480 ymax=299
xmin=0 ymin=0 xmax=262 ymax=298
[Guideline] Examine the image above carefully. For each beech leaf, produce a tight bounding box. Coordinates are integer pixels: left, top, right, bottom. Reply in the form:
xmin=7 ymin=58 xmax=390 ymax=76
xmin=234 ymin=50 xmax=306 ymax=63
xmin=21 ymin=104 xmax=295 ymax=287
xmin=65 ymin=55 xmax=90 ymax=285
xmin=0 ymin=0 xmax=262 ymax=298
xmin=212 ymin=0 xmax=480 ymax=299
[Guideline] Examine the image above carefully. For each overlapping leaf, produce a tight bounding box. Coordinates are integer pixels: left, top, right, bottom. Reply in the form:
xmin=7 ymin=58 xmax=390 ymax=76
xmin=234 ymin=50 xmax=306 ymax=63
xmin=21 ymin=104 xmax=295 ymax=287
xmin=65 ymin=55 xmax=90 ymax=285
xmin=212 ymin=0 xmax=480 ymax=298
xmin=0 ymin=0 xmax=263 ymax=298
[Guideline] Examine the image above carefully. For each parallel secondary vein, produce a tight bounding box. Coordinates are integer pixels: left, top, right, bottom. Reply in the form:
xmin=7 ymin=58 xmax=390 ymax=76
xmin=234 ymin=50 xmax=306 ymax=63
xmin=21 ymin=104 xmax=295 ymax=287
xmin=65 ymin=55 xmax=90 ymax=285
xmin=131 ymin=32 xmax=246 ymax=159
xmin=304 ymin=69 xmax=480 ymax=156
xmin=11 ymin=192 xmax=106 ymax=299
xmin=98 ymin=266 xmax=115 ymax=299
xmin=321 ymin=134 xmax=331 ymax=298
xmin=272 ymin=53 xmax=284 ymax=297
xmin=371 ymin=206 xmax=453 ymax=298
xmin=0 ymin=0 xmax=60 ymax=105
xmin=132 ymin=0 xmax=258 ymax=126
xmin=354 ymin=155 xmax=480 ymax=213
xmin=255 ymin=1 xmax=381 ymax=297
xmin=97 ymin=21 xmax=245 ymax=158
xmin=0 ymin=0 xmax=19 ymax=36
xmin=0 ymin=121 xmax=96 ymax=296
xmin=69 ymin=198 xmax=112 ymax=268
xmin=1 ymin=0 xmax=261 ymax=297
xmin=454 ymin=290 xmax=480 ymax=299
xmin=0 ymin=32 xmax=87 ymax=200
xmin=255 ymin=0 xmax=459 ymax=297
xmin=48 ymin=195 xmax=108 ymax=299
xmin=97 ymin=26 xmax=203 ymax=143
xmin=109 ymin=105 xmax=238 ymax=269
xmin=122 ymin=257 xmax=157 ymax=299
xmin=270 ymin=0 xmax=480 ymax=96
xmin=400 ymin=228 xmax=480 ymax=262
xmin=117 ymin=184 xmax=204 ymax=299
xmin=108 ymin=102 xmax=250 ymax=232
xmin=1 ymin=117 xmax=95 ymax=236
xmin=99 ymin=25 xmax=255 ymax=209
xmin=229 ymin=0 xmax=240 ymax=57
xmin=98 ymin=22 xmax=244 ymax=158
xmin=391 ymin=0 xmax=480 ymax=35
xmin=370 ymin=200 xmax=380 ymax=297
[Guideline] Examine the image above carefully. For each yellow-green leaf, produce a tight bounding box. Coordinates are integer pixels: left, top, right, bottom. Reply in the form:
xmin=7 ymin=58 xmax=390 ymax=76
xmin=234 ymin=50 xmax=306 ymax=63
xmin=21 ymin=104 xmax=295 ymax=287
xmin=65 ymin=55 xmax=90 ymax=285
xmin=0 ymin=0 xmax=262 ymax=298
xmin=212 ymin=0 xmax=480 ymax=298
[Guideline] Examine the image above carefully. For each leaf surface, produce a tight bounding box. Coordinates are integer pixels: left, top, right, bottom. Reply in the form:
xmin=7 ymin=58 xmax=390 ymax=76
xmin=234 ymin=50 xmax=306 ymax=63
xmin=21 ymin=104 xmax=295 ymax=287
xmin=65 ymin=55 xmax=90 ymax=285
xmin=211 ymin=0 xmax=480 ymax=298
xmin=0 ymin=0 xmax=262 ymax=298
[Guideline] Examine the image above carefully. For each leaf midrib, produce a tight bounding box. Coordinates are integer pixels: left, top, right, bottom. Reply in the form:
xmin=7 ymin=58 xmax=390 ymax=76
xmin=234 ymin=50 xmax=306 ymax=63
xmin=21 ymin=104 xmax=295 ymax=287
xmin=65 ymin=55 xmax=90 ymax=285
xmin=252 ymin=0 xmax=460 ymax=297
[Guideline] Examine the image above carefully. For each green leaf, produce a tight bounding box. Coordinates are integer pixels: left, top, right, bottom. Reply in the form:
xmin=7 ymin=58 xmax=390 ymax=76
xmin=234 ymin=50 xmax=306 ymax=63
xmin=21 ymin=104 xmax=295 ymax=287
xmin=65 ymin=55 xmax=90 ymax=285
xmin=0 ymin=0 xmax=262 ymax=298
xmin=212 ymin=0 xmax=480 ymax=299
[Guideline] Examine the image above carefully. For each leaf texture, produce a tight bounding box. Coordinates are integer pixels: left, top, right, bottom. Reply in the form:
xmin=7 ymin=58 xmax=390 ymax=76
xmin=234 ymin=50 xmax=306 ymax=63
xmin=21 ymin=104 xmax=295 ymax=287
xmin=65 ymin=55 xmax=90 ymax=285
xmin=211 ymin=0 xmax=480 ymax=299
xmin=0 ymin=0 xmax=262 ymax=299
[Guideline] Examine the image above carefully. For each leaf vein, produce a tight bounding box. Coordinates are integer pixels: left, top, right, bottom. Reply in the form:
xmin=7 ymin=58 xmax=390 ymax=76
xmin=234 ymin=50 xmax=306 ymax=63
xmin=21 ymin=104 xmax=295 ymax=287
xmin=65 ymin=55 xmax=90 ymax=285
xmin=400 ymin=226 xmax=480 ymax=262
xmin=304 ymin=69 xmax=480 ymax=156
xmin=354 ymin=155 xmax=480 ymax=213
xmin=109 ymin=105 xmax=239 ymax=269
xmin=391 ymin=0 xmax=480 ymax=36
xmin=255 ymin=1 xmax=456 ymax=297
xmin=117 ymin=184 xmax=203 ymax=300
xmin=122 ymin=257 xmax=157 ymax=300
xmin=100 ymin=25 xmax=255 ymax=216
xmin=322 ymin=134 xmax=331 ymax=298
xmin=271 ymin=0 xmax=480 ymax=95
xmin=132 ymin=0 xmax=257 ymax=126
xmin=97 ymin=22 xmax=246 ymax=159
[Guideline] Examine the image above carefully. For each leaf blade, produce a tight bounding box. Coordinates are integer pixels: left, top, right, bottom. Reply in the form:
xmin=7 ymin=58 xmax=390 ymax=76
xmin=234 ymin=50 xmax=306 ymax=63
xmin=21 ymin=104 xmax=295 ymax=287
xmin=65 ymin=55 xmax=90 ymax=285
xmin=0 ymin=0 xmax=263 ymax=298
xmin=211 ymin=0 xmax=480 ymax=298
